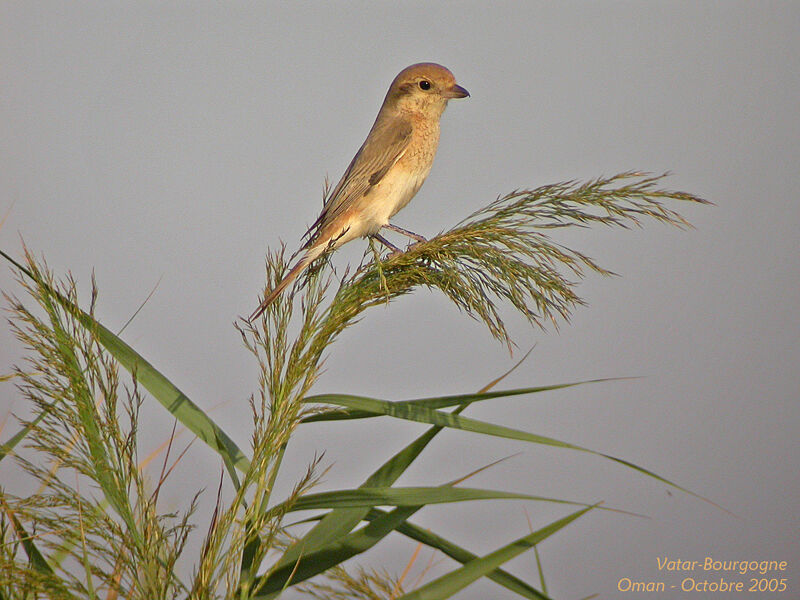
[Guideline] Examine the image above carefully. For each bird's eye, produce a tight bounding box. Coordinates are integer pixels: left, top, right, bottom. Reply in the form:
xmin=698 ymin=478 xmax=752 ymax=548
xmin=418 ymin=80 xmax=431 ymax=90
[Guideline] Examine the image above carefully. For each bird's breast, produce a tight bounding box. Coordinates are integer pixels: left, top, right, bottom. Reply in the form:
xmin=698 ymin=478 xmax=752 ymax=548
xmin=380 ymin=121 xmax=440 ymax=216
xmin=362 ymin=160 xmax=432 ymax=229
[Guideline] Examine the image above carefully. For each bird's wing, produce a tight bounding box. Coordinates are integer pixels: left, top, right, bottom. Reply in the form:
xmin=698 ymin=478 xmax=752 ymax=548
xmin=303 ymin=115 xmax=413 ymax=245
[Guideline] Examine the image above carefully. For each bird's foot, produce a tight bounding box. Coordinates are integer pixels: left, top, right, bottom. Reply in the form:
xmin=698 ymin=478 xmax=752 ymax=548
xmin=383 ymin=223 xmax=427 ymax=243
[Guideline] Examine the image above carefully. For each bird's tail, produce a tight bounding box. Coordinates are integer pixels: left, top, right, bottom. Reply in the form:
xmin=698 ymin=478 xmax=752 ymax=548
xmin=248 ymin=248 xmax=319 ymax=322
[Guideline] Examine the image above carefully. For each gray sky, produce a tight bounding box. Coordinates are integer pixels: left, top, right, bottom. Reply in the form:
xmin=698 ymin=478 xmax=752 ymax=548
xmin=1 ymin=2 xmax=798 ymax=598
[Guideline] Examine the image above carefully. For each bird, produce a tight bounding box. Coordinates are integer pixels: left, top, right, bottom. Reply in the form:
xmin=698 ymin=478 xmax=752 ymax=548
xmin=249 ymin=62 xmax=469 ymax=321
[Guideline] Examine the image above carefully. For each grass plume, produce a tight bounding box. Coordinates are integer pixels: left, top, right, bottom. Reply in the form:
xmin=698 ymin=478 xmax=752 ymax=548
xmin=253 ymin=172 xmax=708 ymax=352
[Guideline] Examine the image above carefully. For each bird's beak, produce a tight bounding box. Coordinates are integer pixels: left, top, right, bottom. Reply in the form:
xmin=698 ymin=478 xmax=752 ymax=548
xmin=443 ymin=84 xmax=470 ymax=99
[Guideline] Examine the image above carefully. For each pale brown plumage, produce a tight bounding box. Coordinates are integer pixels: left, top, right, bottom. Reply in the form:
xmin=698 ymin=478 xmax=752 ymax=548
xmin=249 ymin=63 xmax=468 ymax=321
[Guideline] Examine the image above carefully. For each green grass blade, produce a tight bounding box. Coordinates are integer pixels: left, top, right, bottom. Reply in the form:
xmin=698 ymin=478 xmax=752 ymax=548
xmin=300 ymin=380 xmax=619 ymax=423
xmin=0 ymin=249 xmax=251 ymax=476
xmin=296 ymin=508 xmax=556 ymax=600
xmin=306 ymin=393 xmax=705 ymax=500
xmin=395 ymin=505 xmax=596 ymax=600
xmin=270 ymin=420 xmax=444 ymax=582
xmin=0 ymin=408 xmax=48 ymax=463
xmin=254 ymin=505 xmax=421 ymax=597
xmin=78 ymin=317 xmax=250 ymax=475
xmin=396 ymin=520 xmax=551 ymax=599
xmin=2 ymin=500 xmax=79 ymax=598
xmin=5 ymin=507 xmax=53 ymax=576
xmin=270 ymin=486 xmax=586 ymax=515
xmin=303 ymin=394 xmax=592 ymax=452
xmin=533 ymin=543 xmax=547 ymax=595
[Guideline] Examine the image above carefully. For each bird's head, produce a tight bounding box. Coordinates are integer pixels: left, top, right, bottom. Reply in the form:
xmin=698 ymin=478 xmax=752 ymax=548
xmin=384 ymin=63 xmax=469 ymax=116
